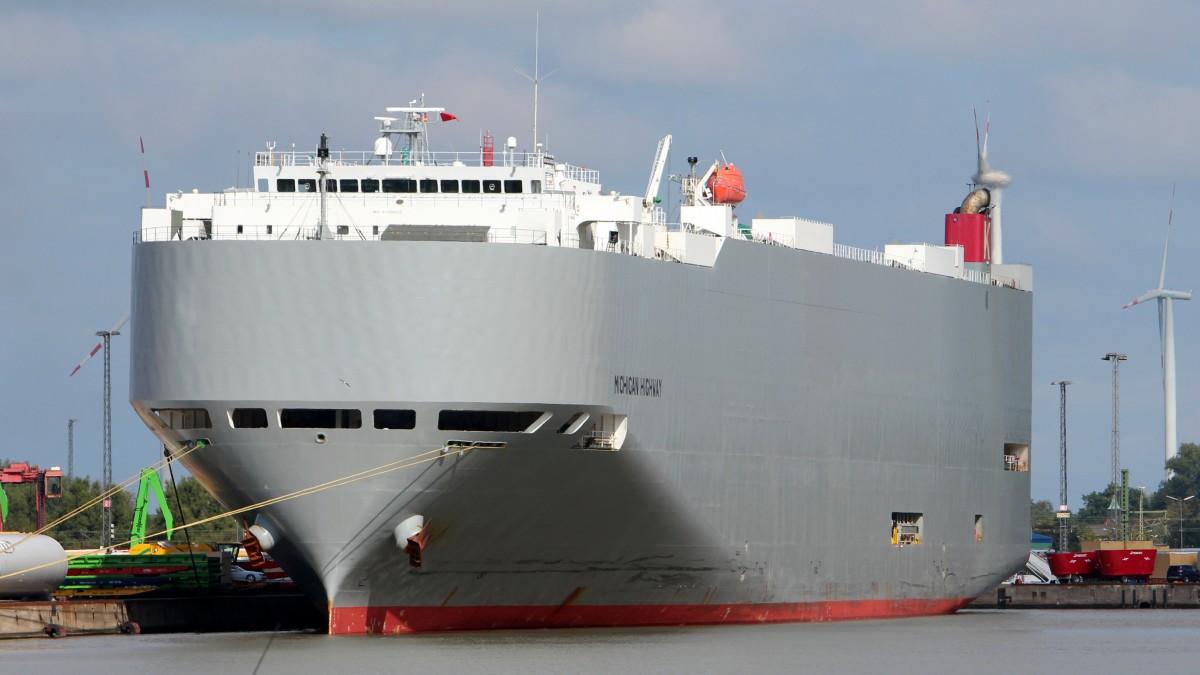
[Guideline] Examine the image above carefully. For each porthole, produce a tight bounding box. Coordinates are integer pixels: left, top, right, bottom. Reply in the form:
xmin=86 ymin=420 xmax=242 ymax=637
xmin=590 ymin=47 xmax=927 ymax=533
xmin=315 ymin=433 xmax=327 ymax=444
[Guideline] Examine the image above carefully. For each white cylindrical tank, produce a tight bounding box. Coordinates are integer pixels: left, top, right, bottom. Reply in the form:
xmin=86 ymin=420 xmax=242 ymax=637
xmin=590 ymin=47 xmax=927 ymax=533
xmin=0 ymin=533 xmax=67 ymax=599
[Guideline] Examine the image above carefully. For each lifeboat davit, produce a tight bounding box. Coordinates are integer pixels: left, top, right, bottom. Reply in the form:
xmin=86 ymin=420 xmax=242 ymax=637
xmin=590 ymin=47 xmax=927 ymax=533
xmin=707 ymin=164 xmax=746 ymax=205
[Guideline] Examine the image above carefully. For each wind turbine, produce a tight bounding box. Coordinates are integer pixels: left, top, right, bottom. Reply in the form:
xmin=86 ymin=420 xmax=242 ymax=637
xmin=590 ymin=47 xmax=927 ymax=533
xmin=1123 ymin=187 xmax=1191 ymax=474
xmin=972 ymin=105 xmax=1012 ymax=264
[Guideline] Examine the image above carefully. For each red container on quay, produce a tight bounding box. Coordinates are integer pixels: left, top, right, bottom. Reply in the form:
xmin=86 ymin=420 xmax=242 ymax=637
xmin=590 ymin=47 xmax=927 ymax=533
xmin=1046 ymin=551 xmax=1098 ymax=579
xmin=1095 ymin=549 xmax=1157 ymax=579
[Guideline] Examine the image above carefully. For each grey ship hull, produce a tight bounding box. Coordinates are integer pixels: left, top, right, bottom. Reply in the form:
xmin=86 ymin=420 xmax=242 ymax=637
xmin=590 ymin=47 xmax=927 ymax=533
xmin=129 ymin=238 xmax=1031 ymax=633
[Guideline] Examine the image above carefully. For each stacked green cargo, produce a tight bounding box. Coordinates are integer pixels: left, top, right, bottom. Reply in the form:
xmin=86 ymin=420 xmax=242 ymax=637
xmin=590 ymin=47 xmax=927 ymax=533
xmin=61 ymin=553 xmax=223 ymax=594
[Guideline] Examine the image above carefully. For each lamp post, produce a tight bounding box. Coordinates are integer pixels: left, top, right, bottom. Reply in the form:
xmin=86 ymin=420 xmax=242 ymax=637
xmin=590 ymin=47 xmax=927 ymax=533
xmin=1052 ymin=380 xmax=1072 ymax=549
xmin=1102 ymin=353 xmax=1128 ymax=528
xmin=1136 ymin=486 xmax=1146 ymax=541
xmin=1166 ymin=494 xmax=1195 ymax=548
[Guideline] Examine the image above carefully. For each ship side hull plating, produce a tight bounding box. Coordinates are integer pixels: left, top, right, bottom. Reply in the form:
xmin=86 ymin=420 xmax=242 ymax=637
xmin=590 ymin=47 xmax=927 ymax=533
xmin=129 ymin=239 xmax=1031 ymax=634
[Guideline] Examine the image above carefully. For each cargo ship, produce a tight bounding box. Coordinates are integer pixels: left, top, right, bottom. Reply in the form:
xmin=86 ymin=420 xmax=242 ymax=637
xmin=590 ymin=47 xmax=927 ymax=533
xmin=129 ymin=100 xmax=1032 ymax=633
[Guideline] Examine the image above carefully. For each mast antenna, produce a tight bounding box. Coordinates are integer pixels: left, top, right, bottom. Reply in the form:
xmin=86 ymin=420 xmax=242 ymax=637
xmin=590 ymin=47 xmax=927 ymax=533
xmin=515 ymin=12 xmax=557 ymax=151
xmin=317 ymin=132 xmax=330 ymax=240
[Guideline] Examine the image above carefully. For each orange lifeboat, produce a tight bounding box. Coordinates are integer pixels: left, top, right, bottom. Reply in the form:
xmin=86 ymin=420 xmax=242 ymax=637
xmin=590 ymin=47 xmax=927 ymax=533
xmin=707 ymin=164 xmax=746 ymax=205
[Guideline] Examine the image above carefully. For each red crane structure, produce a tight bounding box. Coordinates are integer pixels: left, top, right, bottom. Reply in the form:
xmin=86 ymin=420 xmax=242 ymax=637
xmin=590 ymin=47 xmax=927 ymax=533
xmin=0 ymin=463 xmax=64 ymax=531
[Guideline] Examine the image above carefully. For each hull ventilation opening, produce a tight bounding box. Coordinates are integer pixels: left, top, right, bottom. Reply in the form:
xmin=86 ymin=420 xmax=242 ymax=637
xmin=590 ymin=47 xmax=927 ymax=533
xmin=557 ymin=412 xmax=591 ymax=435
xmin=890 ymin=512 xmax=923 ymax=546
xmin=438 ymin=410 xmax=546 ymax=433
xmin=1004 ymin=443 xmax=1029 ymax=472
xmin=574 ymin=414 xmax=627 ymax=450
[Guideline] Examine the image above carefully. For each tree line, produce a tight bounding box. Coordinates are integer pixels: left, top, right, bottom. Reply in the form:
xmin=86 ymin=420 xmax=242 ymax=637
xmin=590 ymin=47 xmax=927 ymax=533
xmin=0 ymin=461 xmax=239 ymax=549
xmin=1033 ymin=442 xmax=1200 ymax=550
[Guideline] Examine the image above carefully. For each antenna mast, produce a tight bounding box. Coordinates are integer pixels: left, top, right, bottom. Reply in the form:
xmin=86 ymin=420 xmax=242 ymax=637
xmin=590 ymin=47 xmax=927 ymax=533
xmin=317 ymin=132 xmax=330 ymax=240
xmin=516 ymin=12 xmax=557 ymax=151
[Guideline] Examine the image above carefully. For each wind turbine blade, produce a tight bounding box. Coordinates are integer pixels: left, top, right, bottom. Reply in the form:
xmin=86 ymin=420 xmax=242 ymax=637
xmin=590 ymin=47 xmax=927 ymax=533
xmin=110 ymin=310 xmax=131 ymax=334
xmin=1159 ymin=183 xmax=1175 ymax=290
xmin=69 ymin=342 xmax=103 ymax=377
xmin=972 ymin=106 xmax=981 ymax=158
xmin=983 ymin=102 xmax=991 ymax=158
xmin=68 ymin=310 xmax=131 ymax=378
xmin=1123 ymin=291 xmax=1159 ymax=309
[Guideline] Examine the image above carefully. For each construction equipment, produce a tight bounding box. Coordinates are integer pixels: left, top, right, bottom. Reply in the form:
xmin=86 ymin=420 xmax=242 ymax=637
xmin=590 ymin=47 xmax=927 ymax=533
xmin=0 ymin=463 xmax=64 ymax=531
xmin=129 ymin=467 xmax=172 ymax=548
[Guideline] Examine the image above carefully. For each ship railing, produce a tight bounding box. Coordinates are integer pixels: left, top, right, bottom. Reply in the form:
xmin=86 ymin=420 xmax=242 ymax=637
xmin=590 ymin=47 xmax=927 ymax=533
xmin=134 ymin=227 xmax=319 ymax=242
xmin=831 ymin=243 xmax=885 ymax=265
xmin=653 ymin=247 xmax=684 ymax=263
xmin=748 ymin=231 xmax=795 ymax=248
xmin=135 ymin=226 xmax=549 ymax=245
xmin=963 ymin=268 xmax=992 ymax=285
xmin=253 ymin=149 xmax=599 ymax=183
xmin=214 ymin=191 xmax=577 ymax=211
xmin=484 ymin=228 xmax=547 ymax=245
xmin=574 ymin=431 xmax=616 ymax=450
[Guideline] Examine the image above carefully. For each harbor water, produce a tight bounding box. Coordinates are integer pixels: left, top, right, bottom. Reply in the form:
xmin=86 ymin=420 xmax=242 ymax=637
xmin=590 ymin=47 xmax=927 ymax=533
xmin=3 ymin=609 xmax=1199 ymax=674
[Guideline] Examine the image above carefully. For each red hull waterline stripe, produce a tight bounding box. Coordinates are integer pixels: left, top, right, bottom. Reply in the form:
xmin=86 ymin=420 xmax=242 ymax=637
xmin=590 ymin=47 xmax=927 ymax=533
xmin=330 ymin=597 xmax=975 ymax=635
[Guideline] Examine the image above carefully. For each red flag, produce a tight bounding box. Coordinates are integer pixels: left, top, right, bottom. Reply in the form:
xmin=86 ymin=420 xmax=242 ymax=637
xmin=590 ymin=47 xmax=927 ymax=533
xmin=440 ymin=112 xmax=458 ymax=122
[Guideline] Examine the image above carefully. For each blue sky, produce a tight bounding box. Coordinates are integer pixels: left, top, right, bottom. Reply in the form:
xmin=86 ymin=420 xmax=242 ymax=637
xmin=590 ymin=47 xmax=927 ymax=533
xmin=2 ymin=1 xmax=1199 ymax=508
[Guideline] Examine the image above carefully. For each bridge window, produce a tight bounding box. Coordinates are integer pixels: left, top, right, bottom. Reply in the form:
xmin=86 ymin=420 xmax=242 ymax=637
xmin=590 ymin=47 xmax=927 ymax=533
xmin=383 ymin=178 xmax=416 ymax=193
xmin=340 ymin=179 xmax=359 ymax=192
xmin=531 ymin=180 xmax=542 ymax=193
xmin=276 ymin=179 xmax=296 ymax=192
xmin=462 ymin=180 xmax=481 ymax=194
xmin=230 ymin=408 xmax=268 ymax=429
xmin=257 ymin=179 xmax=268 ymax=192
xmin=336 ymin=225 xmax=349 ymax=235
xmin=280 ymin=408 xmax=362 ymax=429
xmin=503 ymin=180 xmax=523 ymax=194
xmin=483 ymin=179 xmax=501 ymax=194
xmin=374 ymin=409 xmax=416 ymax=430
xmin=298 ymin=179 xmax=316 ymax=193
xmin=325 ymin=179 xmax=338 ymax=192
xmin=361 ymin=179 xmax=379 ymax=193
xmin=419 ymin=179 xmax=438 ymax=193
xmin=440 ymin=180 xmax=459 ymax=193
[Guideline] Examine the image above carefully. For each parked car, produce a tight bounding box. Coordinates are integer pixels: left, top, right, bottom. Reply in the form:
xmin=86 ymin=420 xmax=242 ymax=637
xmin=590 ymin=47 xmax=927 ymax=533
xmin=1166 ymin=565 xmax=1200 ymax=583
xmin=230 ymin=564 xmax=263 ymax=583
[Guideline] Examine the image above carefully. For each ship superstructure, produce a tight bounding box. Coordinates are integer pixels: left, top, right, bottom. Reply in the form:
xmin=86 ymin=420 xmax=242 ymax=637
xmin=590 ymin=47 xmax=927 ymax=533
xmin=130 ymin=101 xmax=1032 ymax=633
